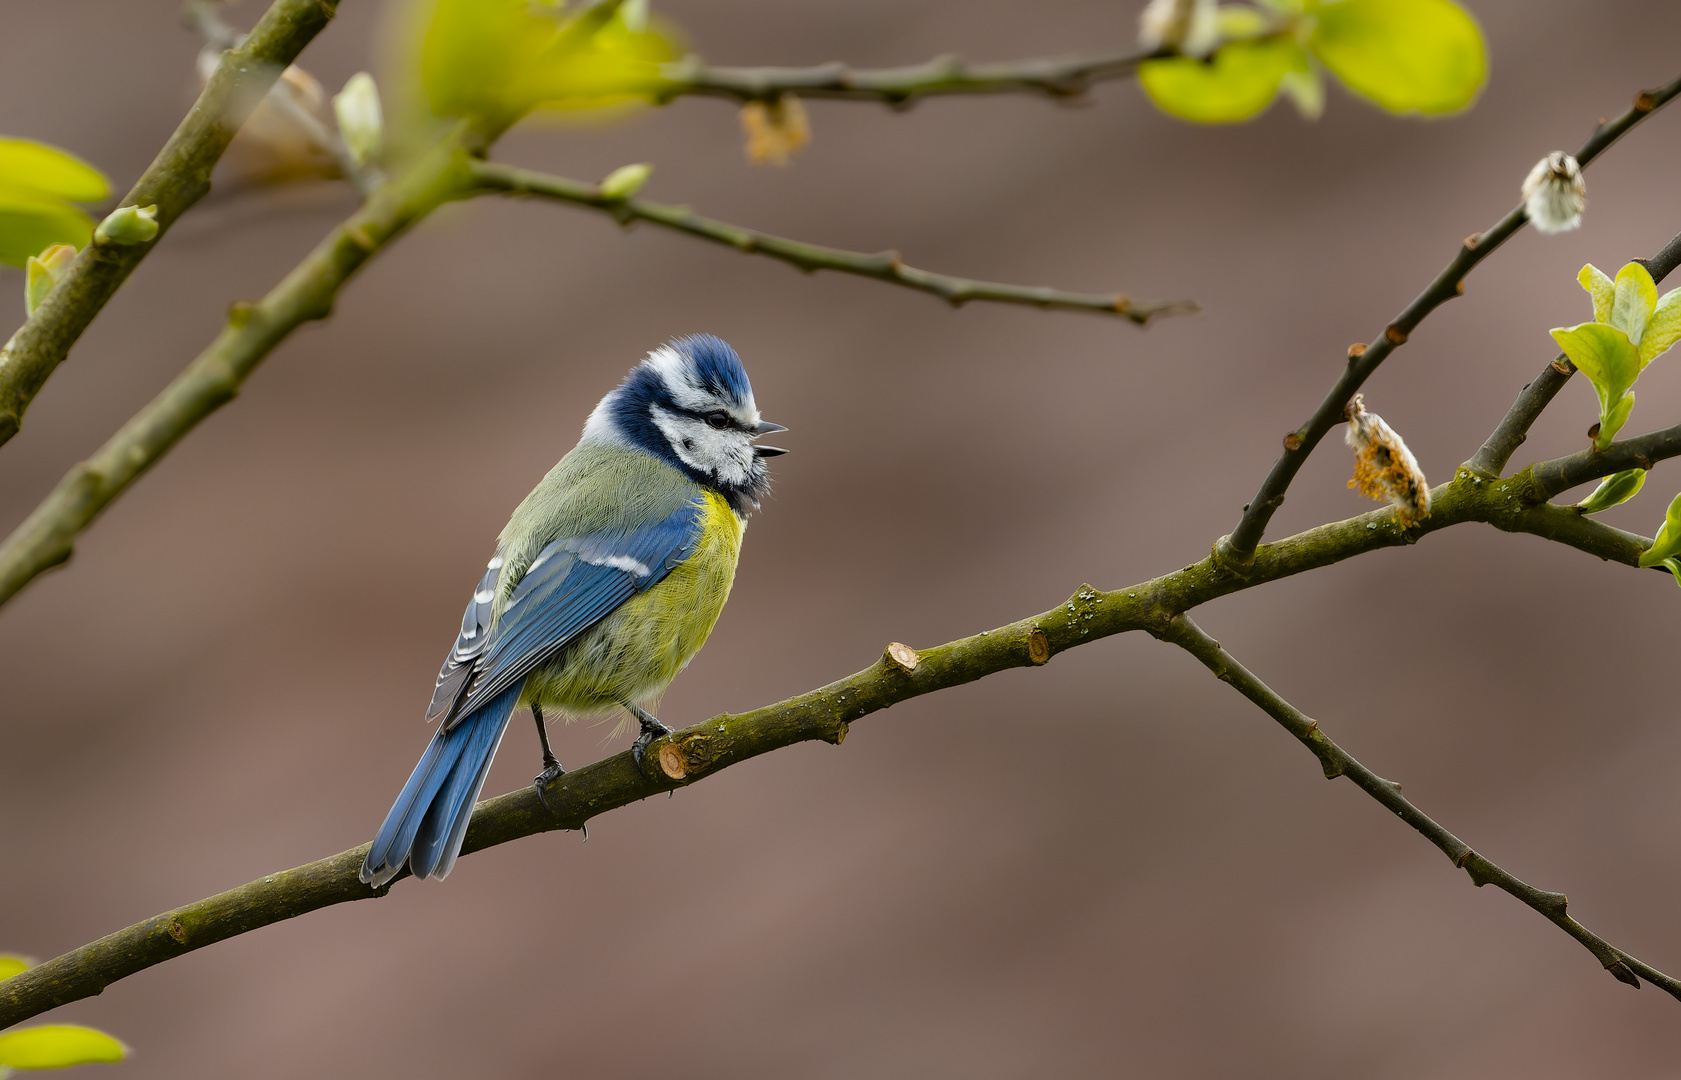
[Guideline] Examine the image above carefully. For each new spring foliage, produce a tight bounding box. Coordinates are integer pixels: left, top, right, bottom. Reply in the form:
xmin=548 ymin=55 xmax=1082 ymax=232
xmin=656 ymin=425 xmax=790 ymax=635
xmin=0 ymin=955 xmax=126 ymax=1075
xmin=0 ymin=139 xmax=109 ymax=267
xmin=1137 ymin=0 xmax=1486 ymax=124
xmin=1551 ymin=262 xmax=1681 ymax=450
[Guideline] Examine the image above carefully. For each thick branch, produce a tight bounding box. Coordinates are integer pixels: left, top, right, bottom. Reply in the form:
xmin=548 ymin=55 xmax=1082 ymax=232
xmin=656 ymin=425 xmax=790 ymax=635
xmin=4 ymin=466 xmax=1674 ymax=1026
xmin=0 ymin=0 xmax=340 ymax=449
xmin=1468 ymin=227 xmax=1681 ymax=477
xmin=0 ymin=141 xmax=473 ymax=610
xmin=656 ymin=47 xmax=1161 ymax=106
xmin=469 ymin=162 xmax=1198 ymax=323
xmin=1222 ymin=71 xmax=1681 ymax=560
xmin=1154 ymin=614 xmax=1681 ymax=999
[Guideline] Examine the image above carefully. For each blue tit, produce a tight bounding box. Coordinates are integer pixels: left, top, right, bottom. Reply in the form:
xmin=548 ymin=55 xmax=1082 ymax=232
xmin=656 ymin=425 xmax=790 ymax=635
xmin=360 ymin=335 xmax=787 ymax=888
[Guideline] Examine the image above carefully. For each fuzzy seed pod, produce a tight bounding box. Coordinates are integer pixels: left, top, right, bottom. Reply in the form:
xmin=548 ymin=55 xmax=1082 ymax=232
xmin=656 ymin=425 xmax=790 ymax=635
xmin=1521 ymin=151 xmax=1585 ymax=235
xmin=1345 ymin=394 xmax=1430 ymax=525
xmin=1138 ymin=0 xmax=1219 ymax=58
xmin=740 ymin=95 xmax=810 ymax=166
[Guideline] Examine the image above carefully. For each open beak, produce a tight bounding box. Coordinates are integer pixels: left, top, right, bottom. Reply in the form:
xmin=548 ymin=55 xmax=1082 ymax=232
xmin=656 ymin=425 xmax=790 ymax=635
xmin=751 ymin=420 xmax=788 ymax=435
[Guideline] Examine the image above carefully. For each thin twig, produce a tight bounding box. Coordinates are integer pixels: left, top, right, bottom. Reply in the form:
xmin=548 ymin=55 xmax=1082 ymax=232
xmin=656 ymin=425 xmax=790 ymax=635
xmin=3 ymin=463 xmax=1674 ymax=1026
xmin=1468 ymin=228 xmax=1681 ymax=477
xmin=469 ymin=162 xmax=1198 ymax=323
xmin=1221 ymin=71 xmax=1681 ymax=563
xmin=655 ymin=47 xmax=1163 ymax=106
xmin=0 ymin=0 xmax=341 ymax=450
xmin=1154 ymin=613 xmax=1681 ymax=999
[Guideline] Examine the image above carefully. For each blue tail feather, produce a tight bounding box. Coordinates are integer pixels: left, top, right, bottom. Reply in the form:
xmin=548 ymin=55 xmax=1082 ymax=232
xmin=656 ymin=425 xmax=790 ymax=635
xmin=360 ymin=683 xmax=523 ymax=888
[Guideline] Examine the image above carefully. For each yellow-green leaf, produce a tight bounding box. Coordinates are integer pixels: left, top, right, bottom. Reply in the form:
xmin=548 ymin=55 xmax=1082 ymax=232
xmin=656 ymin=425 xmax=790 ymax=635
xmin=1310 ymin=0 xmax=1486 ymax=115
xmin=1139 ymin=37 xmax=1306 ymax=124
xmin=1641 ymin=286 xmax=1681 ymax=365
xmin=1611 ymin=261 xmax=1657 ymax=347
xmin=0 ymin=140 xmax=108 ymax=204
xmin=1577 ymin=468 xmax=1646 ymax=514
xmin=1551 ymin=321 xmax=1640 ymax=410
xmin=1639 ymin=491 xmax=1681 ymax=567
xmin=1579 ymin=263 xmax=1615 ymax=325
xmin=419 ymin=0 xmax=676 ymax=124
xmin=0 ymin=1026 xmax=127 ymax=1069
xmin=0 ymin=956 xmax=30 ymax=981
xmin=0 ymin=196 xmax=94 ymax=268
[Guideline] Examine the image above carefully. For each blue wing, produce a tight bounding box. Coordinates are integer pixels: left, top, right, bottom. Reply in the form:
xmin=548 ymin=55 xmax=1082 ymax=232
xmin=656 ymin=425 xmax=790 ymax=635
xmin=428 ymin=499 xmax=705 ymax=729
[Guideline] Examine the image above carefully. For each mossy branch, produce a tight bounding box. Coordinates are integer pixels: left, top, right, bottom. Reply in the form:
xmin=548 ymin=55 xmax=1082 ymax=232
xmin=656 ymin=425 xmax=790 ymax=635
xmin=469 ymin=162 xmax=1198 ymax=323
xmin=5 ymin=460 xmax=1678 ymax=1028
xmin=655 ymin=46 xmax=1161 ymax=106
xmin=1223 ymin=70 xmax=1681 ymax=559
xmin=1154 ymin=614 xmax=1680 ymax=1000
xmin=0 ymin=0 xmax=340 ymax=450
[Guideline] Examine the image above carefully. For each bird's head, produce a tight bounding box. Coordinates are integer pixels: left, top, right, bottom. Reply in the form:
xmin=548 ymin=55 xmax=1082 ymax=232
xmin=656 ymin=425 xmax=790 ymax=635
xmin=582 ymin=334 xmax=787 ymax=513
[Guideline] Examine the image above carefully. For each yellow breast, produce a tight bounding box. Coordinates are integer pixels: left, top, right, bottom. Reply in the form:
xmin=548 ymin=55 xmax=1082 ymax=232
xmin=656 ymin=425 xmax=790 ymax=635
xmin=520 ymin=490 xmax=744 ymax=722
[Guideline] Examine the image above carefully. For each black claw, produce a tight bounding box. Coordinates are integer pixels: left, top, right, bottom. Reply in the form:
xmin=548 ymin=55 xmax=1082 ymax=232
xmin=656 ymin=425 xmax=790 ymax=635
xmin=626 ymin=703 xmax=672 ymax=769
xmin=534 ymin=760 xmax=565 ymax=813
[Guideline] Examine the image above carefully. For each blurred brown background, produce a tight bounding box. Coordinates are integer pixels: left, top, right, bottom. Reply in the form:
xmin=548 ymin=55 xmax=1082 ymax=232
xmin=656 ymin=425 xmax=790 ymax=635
xmin=4 ymin=1 xmax=1681 ymax=1076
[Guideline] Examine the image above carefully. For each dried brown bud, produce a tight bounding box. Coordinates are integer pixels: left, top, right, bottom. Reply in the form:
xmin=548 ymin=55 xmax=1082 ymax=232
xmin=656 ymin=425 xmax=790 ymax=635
xmin=741 ymin=95 xmax=811 ymax=166
xmin=1344 ymin=394 xmax=1430 ymax=525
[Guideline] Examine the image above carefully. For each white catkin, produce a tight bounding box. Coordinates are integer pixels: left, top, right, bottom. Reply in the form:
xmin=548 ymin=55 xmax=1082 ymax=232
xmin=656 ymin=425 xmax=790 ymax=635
xmin=1521 ymin=151 xmax=1586 ymax=235
xmin=1138 ymin=0 xmax=1218 ymax=58
xmin=1344 ymin=395 xmax=1431 ymax=525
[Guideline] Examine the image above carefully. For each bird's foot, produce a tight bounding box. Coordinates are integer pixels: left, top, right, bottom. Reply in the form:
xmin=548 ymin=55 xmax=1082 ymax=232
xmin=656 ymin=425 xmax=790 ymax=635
xmin=626 ymin=704 xmax=672 ymax=769
xmin=534 ymin=757 xmax=565 ymax=813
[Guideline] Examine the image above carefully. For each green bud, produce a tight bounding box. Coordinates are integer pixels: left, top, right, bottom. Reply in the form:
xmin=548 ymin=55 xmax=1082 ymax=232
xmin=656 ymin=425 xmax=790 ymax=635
xmin=1661 ymin=557 xmax=1681 ymax=590
xmin=333 ymin=72 xmax=383 ymax=168
xmin=1637 ymin=491 xmax=1681 ymax=568
xmin=24 ymin=243 xmax=76 ymax=316
xmin=1576 ymin=468 xmax=1646 ymax=514
xmin=598 ymin=162 xmax=653 ymax=200
xmin=94 ymin=204 xmax=158 ymax=245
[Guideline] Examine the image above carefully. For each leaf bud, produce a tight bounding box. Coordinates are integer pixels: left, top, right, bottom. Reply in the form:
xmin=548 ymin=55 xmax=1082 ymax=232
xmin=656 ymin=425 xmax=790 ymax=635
xmin=598 ymin=162 xmax=653 ymax=200
xmin=1576 ymin=468 xmax=1646 ymax=514
xmin=24 ymin=244 xmax=76 ymax=316
xmin=94 ymin=204 xmax=159 ymax=245
xmin=332 ymin=72 xmax=384 ymax=168
xmin=1637 ymin=491 xmax=1681 ymax=568
xmin=1344 ymin=394 xmax=1430 ymax=525
xmin=1521 ymin=151 xmax=1585 ymax=235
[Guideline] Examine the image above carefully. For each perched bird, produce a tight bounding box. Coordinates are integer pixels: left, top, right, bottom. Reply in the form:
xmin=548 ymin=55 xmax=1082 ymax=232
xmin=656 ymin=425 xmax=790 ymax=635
xmin=360 ymin=335 xmax=786 ymax=887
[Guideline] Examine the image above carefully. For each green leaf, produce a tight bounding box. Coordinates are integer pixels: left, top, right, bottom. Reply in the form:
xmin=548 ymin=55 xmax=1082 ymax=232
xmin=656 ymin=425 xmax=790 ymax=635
xmin=1661 ymin=557 xmax=1681 ymax=589
xmin=1551 ymin=321 xmax=1640 ymax=412
xmin=0 ymin=195 xmax=93 ymax=268
xmin=1600 ymin=390 xmax=1636 ymax=449
xmin=1577 ymin=468 xmax=1646 ymax=514
xmin=1215 ymin=5 xmax=1271 ymax=36
xmin=0 ymin=956 xmax=30 ymax=981
xmin=0 ymin=140 xmax=109 ymax=204
xmin=1279 ymin=63 xmax=1325 ymax=119
xmin=0 ymin=1026 xmax=127 ymax=1069
xmin=419 ymin=0 xmax=677 ymax=124
xmin=1610 ymin=261 xmax=1657 ymax=347
xmin=1309 ymin=0 xmax=1487 ymax=115
xmin=1139 ymin=37 xmax=1307 ymax=124
xmin=1639 ymin=491 xmax=1681 ymax=568
xmin=1642 ymin=286 xmax=1681 ymax=365
xmin=1578 ymin=263 xmax=1615 ymax=325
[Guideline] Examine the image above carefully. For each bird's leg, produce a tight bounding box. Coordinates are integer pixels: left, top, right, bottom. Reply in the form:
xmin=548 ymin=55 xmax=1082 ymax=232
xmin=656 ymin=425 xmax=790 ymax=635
xmin=532 ymin=703 xmax=565 ymax=810
xmin=624 ymin=702 xmax=672 ymax=768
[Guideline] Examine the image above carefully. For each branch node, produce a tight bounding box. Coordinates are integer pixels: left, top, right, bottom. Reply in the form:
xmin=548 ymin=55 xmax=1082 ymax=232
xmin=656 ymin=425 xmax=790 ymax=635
xmin=1463 ymin=233 xmax=1482 ymax=250
xmin=1609 ymin=961 xmax=1642 ymax=988
xmin=1385 ymin=325 xmax=1408 ymax=345
xmin=884 ymin=641 xmax=920 ymax=673
xmin=656 ymin=743 xmax=686 ymax=780
xmin=1346 ymin=342 xmax=1367 ymax=360
xmin=1027 ymin=628 xmax=1051 ymax=665
xmin=1283 ymin=431 xmax=1304 ymax=452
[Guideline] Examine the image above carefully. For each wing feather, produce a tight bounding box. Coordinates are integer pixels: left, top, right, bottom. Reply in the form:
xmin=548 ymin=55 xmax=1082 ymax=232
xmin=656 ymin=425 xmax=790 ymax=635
xmin=433 ymin=500 xmax=704 ymax=728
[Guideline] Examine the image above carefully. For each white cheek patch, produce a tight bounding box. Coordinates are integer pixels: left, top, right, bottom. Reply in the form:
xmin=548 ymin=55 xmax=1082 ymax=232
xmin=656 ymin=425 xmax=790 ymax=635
xmin=650 ymin=405 xmax=753 ymax=487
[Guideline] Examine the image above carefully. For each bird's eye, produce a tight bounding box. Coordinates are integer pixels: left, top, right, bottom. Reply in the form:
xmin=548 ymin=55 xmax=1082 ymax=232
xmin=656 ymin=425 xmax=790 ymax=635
xmin=705 ymin=412 xmax=730 ymax=429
